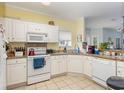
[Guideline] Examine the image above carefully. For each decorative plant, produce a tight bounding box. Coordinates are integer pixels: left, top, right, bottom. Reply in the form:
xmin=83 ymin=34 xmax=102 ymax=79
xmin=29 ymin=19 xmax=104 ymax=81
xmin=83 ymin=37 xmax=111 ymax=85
xmin=99 ymin=42 xmax=109 ymax=52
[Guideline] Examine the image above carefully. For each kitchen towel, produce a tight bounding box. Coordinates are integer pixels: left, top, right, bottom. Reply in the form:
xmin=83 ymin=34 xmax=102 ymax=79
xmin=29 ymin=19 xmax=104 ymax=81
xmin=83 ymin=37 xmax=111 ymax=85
xmin=33 ymin=58 xmax=46 ymax=69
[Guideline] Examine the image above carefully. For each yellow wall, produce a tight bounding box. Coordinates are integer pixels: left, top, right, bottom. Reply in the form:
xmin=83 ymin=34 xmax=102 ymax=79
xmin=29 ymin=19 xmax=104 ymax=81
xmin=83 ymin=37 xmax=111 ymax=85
xmin=75 ymin=18 xmax=86 ymax=52
xmin=4 ymin=5 xmax=85 ymax=50
xmin=76 ymin=18 xmax=85 ymax=41
xmin=0 ymin=3 xmax=5 ymax=17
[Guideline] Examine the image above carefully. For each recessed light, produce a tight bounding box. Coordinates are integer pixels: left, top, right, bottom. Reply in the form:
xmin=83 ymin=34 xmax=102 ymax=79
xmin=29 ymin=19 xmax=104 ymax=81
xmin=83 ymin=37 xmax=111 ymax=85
xmin=41 ymin=2 xmax=51 ymax=6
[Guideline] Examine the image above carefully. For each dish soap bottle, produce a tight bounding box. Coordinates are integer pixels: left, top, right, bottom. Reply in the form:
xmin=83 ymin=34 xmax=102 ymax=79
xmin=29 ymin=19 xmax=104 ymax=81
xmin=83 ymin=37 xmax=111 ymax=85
xmin=77 ymin=47 xmax=80 ymax=54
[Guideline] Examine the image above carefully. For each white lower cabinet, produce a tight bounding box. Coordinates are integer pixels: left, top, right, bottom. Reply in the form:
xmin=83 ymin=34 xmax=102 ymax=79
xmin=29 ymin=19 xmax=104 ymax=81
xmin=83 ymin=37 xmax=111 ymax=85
xmin=83 ymin=56 xmax=92 ymax=77
xmin=59 ymin=56 xmax=67 ymax=74
xmin=7 ymin=58 xmax=27 ymax=86
xmin=67 ymin=55 xmax=83 ymax=73
xmin=51 ymin=55 xmax=67 ymax=76
xmin=117 ymin=61 xmax=124 ymax=77
xmin=51 ymin=58 xmax=60 ymax=75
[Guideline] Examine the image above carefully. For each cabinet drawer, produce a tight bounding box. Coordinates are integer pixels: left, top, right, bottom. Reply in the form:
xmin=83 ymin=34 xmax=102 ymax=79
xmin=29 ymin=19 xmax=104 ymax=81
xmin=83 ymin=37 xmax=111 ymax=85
xmin=7 ymin=58 xmax=27 ymax=65
xmin=117 ymin=61 xmax=124 ymax=68
xmin=50 ymin=56 xmax=58 ymax=60
xmin=7 ymin=59 xmax=17 ymax=64
xmin=16 ymin=59 xmax=27 ymax=64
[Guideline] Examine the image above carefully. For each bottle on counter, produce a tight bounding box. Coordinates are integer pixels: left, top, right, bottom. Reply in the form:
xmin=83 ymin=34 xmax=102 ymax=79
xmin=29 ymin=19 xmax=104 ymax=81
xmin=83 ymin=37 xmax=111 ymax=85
xmin=74 ymin=44 xmax=80 ymax=54
xmin=63 ymin=47 xmax=67 ymax=53
xmin=95 ymin=47 xmax=100 ymax=55
xmin=77 ymin=47 xmax=80 ymax=54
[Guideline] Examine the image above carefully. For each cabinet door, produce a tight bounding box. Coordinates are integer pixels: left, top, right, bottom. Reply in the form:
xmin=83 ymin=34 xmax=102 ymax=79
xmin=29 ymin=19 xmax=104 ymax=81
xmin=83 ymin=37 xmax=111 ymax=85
xmin=51 ymin=59 xmax=59 ymax=75
xmin=117 ymin=61 xmax=124 ymax=77
xmin=12 ymin=20 xmax=27 ymax=42
xmin=7 ymin=63 xmax=26 ymax=86
xmin=47 ymin=25 xmax=59 ymax=42
xmin=68 ymin=55 xmax=83 ymax=73
xmin=27 ymin=22 xmax=47 ymax=33
xmin=83 ymin=56 xmax=92 ymax=77
xmin=7 ymin=59 xmax=27 ymax=85
xmin=59 ymin=56 xmax=67 ymax=74
xmin=59 ymin=31 xmax=71 ymax=41
xmin=0 ymin=18 xmax=12 ymax=42
xmin=27 ymin=22 xmax=39 ymax=33
xmin=117 ymin=67 xmax=124 ymax=77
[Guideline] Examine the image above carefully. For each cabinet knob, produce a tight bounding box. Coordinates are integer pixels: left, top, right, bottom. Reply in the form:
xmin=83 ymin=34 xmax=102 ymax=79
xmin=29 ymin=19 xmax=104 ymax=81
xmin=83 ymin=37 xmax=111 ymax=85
xmin=118 ymin=71 xmax=120 ymax=73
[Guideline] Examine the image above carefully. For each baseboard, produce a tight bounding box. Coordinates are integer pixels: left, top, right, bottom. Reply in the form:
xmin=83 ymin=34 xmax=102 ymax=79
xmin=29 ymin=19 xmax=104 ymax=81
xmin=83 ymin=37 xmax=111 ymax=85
xmin=67 ymin=72 xmax=84 ymax=77
xmin=51 ymin=73 xmax=67 ymax=78
xmin=83 ymin=74 xmax=92 ymax=80
xmin=7 ymin=82 xmax=26 ymax=90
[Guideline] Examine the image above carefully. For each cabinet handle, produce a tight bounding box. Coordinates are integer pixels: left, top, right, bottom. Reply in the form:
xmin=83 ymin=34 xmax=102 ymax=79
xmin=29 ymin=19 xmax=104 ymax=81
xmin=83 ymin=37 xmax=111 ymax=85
xmin=24 ymin=65 xmax=26 ymax=68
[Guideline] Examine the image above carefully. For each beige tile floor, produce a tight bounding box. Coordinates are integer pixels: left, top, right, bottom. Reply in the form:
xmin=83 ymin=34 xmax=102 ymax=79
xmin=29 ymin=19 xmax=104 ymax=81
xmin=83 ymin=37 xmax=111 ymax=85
xmin=12 ymin=75 xmax=105 ymax=90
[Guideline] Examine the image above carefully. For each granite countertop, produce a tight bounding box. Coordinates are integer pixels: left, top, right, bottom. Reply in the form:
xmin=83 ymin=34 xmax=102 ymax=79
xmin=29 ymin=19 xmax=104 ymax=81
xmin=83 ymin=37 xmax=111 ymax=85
xmin=50 ymin=52 xmax=68 ymax=56
xmin=83 ymin=54 xmax=124 ymax=61
xmin=7 ymin=52 xmax=124 ymax=62
xmin=7 ymin=56 xmax=27 ymax=59
xmin=51 ymin=52 xmax=124 ymax=61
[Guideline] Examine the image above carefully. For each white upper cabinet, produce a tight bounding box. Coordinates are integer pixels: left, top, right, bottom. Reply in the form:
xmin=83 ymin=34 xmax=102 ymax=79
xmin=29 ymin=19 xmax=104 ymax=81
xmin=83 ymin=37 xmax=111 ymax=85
xmin=27 ymin=22 xmax=47 ymax=34
xmin=47 ymin=25 xmax=59 ymax=42
xmin=12 ymin=19 xmax=27 ymax=42
xmin=0 ymin=18 xmax=13 ymax=42
xmin=1 ymin=18 xmax=59 ymax=42
xmin=59 ymin=30 xmax=72 ymax=47
xmin=27 ymin=22 xmax=59 ymax=42
xmin=0 ymin=18 xmax=27 ymax=42
xmin=59 ymin=31 xmax=71 ymax=41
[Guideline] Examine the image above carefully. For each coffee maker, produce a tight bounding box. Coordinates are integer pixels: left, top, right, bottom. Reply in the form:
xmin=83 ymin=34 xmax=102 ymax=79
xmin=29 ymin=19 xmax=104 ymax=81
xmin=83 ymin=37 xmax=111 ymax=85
xmin=88 ymin=45 xmax=95 ymax=54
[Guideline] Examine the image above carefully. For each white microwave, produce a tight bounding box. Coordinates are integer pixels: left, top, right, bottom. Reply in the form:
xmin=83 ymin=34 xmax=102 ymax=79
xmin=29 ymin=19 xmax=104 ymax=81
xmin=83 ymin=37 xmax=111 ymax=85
xmin=27 ymin=32 xmax=48 ymax=43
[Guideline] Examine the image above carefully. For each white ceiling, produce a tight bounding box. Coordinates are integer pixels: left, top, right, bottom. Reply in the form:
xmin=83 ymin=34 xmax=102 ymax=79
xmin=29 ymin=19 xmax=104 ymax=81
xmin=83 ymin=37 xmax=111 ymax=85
xmin=6 ymin=2 xmax=124 ymax=21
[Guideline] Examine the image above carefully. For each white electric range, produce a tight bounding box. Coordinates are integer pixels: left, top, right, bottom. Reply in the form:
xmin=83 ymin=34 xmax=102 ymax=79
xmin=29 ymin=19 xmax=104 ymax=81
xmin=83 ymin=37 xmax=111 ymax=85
xmin=27 ymin=47 xmax=51 ymax=85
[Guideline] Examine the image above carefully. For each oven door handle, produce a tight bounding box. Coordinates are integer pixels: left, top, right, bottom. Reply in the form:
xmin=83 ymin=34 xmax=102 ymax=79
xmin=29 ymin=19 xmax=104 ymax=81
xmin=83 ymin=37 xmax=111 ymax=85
xmin=44 ymin=59 xmax=46 ymax=66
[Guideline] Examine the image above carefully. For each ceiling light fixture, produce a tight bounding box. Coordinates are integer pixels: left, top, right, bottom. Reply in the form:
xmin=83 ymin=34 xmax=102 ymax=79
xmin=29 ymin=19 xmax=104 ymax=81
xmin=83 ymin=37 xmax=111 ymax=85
xmin=41 ymin=2 xmax=51 ymax=6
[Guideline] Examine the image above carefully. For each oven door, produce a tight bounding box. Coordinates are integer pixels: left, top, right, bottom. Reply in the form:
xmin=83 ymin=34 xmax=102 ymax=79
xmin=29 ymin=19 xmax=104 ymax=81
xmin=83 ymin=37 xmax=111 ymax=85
xmin=28 ymin=56 xmax=50 ymax=77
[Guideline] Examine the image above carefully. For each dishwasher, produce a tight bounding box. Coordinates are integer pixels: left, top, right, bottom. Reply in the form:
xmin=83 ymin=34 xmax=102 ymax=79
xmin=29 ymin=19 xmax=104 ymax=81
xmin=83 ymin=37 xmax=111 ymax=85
xmin=92 ymin=58 xmax=116 ymax=87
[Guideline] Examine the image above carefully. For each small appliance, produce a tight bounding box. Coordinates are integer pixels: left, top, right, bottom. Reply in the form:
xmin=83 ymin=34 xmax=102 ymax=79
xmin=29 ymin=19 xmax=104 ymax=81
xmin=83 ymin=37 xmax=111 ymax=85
xmin=46 ymin=49 xmax=54 ymax=54
xmin=88 ymin=45 xmax=95 ymax=54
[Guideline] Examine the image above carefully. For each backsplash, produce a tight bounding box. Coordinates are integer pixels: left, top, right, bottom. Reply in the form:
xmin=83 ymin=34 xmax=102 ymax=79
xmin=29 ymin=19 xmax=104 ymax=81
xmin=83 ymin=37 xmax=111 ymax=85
xmin=26 ymin=43 xmax=47 ymax=47
xmin=9 ymin=42 xmax=26 ymax=49
xmin=47 ymin=43 xmax=59 ymax=50
xmin=8 ymin=42 xmax=59 ymax=50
